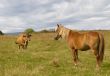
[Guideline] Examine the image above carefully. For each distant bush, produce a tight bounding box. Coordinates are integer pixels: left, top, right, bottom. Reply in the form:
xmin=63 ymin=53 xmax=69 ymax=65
xmin=24 ymin=28 xmax=35 ymax=34
xmin=0 ymin=31 xmax=4 ymax=35
xmin=40 ymin=29 xmax=55 ymax=33
xmin=40 ymin=30 xmax=49 ymax=33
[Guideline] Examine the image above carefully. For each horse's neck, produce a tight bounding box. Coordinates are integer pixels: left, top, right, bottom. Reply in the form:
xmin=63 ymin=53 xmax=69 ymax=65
xmin=64 ymin=28 xmax=70 ymax=40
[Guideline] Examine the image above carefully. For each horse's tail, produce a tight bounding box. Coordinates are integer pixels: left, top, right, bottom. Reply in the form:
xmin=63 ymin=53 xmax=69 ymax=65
xmin=98 ymin=33 xmax=105 ymax=63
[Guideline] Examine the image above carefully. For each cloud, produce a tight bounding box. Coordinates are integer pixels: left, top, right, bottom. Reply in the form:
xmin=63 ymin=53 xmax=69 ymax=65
xmin=0 ymin=0 xmax=110 ymax=33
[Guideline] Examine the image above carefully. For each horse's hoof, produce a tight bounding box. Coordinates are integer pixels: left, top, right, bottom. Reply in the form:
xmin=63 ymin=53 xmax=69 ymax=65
xmin=95 ymin=65 xmax=101 ymax=71
xmin=74 ymin=63 xmax=78 ymax=66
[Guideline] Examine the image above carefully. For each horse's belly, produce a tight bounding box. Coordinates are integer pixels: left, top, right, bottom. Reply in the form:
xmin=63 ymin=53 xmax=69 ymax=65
xmin=79 ymin=45 xmax=90 ymax=51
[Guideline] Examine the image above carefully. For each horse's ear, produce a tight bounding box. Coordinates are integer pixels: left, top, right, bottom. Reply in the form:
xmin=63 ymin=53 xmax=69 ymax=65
xmin=59 ymin=24 xmax=63 ymax=27
xmin=57 ymin=24 xmax=59 ymax=27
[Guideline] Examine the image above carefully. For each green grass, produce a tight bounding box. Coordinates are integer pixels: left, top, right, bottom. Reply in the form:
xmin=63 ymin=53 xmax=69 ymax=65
xmin=0 ymin=31 xmax=110 ymax=76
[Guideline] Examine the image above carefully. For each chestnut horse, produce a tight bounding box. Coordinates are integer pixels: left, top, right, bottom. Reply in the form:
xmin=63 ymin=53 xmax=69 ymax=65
xmin=15 ymin=33 xmax=31 ymax=49
xmin=55 ymin=24 xmax=104 ymax=68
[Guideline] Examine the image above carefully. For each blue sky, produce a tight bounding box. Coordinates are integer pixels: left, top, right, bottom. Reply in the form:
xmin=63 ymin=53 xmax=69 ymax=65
xmin=0 ymin=0 xmax=110 ymax=33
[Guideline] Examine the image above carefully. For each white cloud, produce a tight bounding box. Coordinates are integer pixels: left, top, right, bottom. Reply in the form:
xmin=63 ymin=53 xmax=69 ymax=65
xmin=0 ymin=0 xmax=110 ymax=33
xmin=83 ymin=16 xmax=108 ymax=22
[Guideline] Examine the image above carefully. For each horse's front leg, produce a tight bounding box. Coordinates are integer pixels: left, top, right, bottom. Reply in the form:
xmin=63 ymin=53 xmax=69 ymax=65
xmin=19 ymin=45 xmax=21 ymax=49
xmin=75 ymin=50 xmax=79 ymax=62
xmin=72 ymin=49 xmax=78 ymax=66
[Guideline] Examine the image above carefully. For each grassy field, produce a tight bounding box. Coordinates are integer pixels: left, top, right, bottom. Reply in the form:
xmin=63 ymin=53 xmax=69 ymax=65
xmin=0 ymin=30 xmax=110 ymax=76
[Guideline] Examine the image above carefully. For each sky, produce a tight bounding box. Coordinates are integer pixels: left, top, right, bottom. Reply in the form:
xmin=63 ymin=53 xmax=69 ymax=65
xmin=0 ymin=0 xmax=110 ymax=33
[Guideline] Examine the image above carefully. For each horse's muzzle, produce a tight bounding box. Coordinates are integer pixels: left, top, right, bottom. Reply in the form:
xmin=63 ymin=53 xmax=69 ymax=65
xmin=54 ymin=35 xmax=61 ymax=40
xmin=54 ymin=37 xmax=58 ymax=40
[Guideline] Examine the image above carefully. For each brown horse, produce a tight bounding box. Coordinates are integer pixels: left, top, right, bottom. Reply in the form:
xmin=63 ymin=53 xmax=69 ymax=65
xmin=55 ymin=24 xmax=104 ymax=68
xmin=15 ymin=33 xmax=31 ymax=49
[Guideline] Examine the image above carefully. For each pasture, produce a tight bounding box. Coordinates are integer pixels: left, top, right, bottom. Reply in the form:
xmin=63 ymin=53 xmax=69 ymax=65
xmin=0 ymin=30 xmax=110 ymax=76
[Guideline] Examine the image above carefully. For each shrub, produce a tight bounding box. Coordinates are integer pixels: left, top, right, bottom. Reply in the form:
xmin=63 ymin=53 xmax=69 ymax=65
xmin=24 ymin=28 xmax=35 ymax=34
xmin=0 ymin=31 xmax=4 ymax=35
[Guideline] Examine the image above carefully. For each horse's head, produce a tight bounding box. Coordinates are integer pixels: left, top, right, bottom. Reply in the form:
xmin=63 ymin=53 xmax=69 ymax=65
xmin=22 ymin=33 xmax=32 ymax=42
xmin=26 ymin=33 xmax=32 ymax=41
xmin=54 ymin=24 xmax=64 ymax=40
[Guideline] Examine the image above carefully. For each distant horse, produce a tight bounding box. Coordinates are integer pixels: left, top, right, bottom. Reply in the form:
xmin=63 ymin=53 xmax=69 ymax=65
xmin=54 ymin=24 xmax=104 ymax=68
xmin=15 ymin=33 xmax=31 ymax=49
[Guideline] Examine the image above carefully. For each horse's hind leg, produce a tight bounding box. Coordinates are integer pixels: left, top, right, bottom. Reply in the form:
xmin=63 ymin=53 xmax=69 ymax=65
xmin=92 ymin=49 xmax=100 ymax=68
xmin=72 ymin=49 xmax=79 ymax=66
